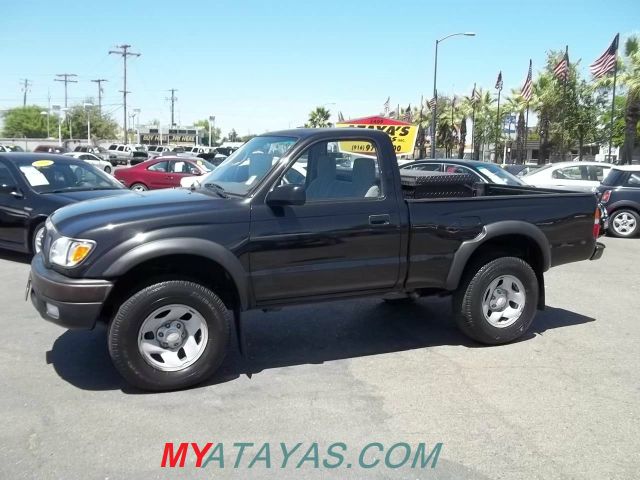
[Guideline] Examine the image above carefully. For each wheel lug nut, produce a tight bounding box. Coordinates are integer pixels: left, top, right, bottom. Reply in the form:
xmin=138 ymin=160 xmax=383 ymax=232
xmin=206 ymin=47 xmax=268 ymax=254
xmin=176 ymin=323 xmax=181 ymax=329
xmin=165 ymin=323 xmax=170 ymax=328
xmin=158 ymin=332 xmax=164 ymax=337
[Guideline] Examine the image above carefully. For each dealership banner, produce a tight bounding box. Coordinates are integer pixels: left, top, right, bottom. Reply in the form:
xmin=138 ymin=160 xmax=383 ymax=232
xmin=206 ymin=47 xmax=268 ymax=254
xmin=336 ymin=116 xmax=418 ymax=155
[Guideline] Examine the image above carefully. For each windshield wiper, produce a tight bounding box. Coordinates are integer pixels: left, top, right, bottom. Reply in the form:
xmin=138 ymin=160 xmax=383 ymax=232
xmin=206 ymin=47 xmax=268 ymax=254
xmin=41 ymin=187 xmax=118 ymax=194
xmin=203 ymin=182 xmax=228 ymax=198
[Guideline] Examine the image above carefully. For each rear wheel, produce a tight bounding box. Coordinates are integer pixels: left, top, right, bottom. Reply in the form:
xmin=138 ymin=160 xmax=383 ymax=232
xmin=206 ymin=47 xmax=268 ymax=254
xmin=104 ymin=165 xmax=112 ymax=174
xmin=453 ymin=257 xmax=538 ymax=345
xmin=130 ymin=182 xmax=148 ymax=192
xmin=108 ymin=281 xmax=230 ymax=391
xmin=609 ymin=209 xmax=639 ymax=238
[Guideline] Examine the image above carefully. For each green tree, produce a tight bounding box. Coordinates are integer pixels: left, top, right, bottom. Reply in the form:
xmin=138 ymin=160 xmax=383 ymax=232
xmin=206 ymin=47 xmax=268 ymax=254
xmin=193 ymin=119 xmax=222 ymax=146
xmin=226 ymin=129 xmax=240 ymax=142
xmin=305 ymin=106 xmax=332 ymax=128
xmin=64 ymin=104 xmax=119 ymax=140
xmin=2 ymin=106 xmax=49 ymax=137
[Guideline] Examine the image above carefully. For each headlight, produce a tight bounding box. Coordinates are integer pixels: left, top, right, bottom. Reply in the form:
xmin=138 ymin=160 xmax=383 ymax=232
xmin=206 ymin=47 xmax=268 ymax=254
xmin=49 ymin=236 xmax=96 ymax=267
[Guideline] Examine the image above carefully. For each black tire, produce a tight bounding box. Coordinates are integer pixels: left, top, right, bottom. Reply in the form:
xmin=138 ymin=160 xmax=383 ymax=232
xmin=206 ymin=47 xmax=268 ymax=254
xmin=453 ymin=257 xmax=538 ymax=345
xmin=108 ymin=281 xmax=230 ymax=391
xmin=608 ymin=209 xmax=639 ymax=238
xmin=104 ymin=165 xmax=112 ymax=174
xmin=130 ymin=182 xmax=148 ymax=191
xmin=31 ymin=222 xmax=46 ymax=254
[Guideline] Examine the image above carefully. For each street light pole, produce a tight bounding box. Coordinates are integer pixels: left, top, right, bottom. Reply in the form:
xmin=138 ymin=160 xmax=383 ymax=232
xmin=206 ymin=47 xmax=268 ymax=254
xmin=430 ymin=32 xmax=476 ymax=158
xmin=40 ymin=111 xmax=49 ymax=139
xmin=209 ymin=115 xmax=215 ymax=147
xmin=84 ymin=103 xmax=93 ymax=144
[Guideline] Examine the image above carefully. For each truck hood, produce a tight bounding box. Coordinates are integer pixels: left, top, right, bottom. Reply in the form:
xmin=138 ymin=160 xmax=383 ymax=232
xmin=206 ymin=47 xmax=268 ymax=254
xmin=50 ymin=187 xmax=249 ymax=239
xmin=46 ymin=188 xmax=130 ymax=204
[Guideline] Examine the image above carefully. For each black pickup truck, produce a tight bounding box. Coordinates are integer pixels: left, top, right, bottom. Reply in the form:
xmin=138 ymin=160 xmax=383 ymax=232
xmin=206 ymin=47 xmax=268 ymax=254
xmin=29 ymin=129 xmax=605 ymax=391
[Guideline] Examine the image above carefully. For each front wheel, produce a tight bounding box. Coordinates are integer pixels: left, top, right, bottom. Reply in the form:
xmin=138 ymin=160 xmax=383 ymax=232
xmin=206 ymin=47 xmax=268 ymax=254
xmin=31 ymin=222 xmax=46 ymax=254
xmin=108 ymin=281 xmax=230 ymax=391
xmin=104 ymin=165 xmax=112 ymax=174
xmin=130 ymin=182 xmax=148 ymax=192
xmin=609 ymin=209 xmax=639 ymax=238
xmin=453 ymin=257 xmax=538 ymax=345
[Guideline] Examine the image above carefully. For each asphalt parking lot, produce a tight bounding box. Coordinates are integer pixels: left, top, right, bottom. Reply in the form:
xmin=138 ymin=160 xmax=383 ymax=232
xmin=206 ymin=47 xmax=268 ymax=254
xmin=1 ymin=236 xmax=638 ymax=479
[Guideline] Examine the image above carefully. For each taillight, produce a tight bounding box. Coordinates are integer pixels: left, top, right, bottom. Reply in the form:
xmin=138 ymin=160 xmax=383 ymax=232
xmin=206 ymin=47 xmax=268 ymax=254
xmin=593 ymin=207 xmax=601 ymax=238
xmin=601 ymin=190 xmax=611 ymax=203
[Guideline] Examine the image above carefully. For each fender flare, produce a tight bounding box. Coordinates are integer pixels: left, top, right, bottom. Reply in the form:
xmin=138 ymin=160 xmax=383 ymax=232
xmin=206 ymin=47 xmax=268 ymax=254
xmin=444 ymin=221 xmax=551 ymax=291
xmin=606 ymin=200 xmax=640 ymax=214
xmin=101 ymin=237 xmax=250 ymax=310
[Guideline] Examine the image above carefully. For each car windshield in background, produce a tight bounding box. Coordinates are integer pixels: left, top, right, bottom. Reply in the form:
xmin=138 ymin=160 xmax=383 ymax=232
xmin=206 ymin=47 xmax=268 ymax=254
xmin=476 ymin=164 xmax=522 ymax=185
xmin=199 ymin=136 xmax=298 ymax=195
xmin=192 ymin=158 xmax=216 ymax=172
xmin=16 ymin=158 xmax=123 ymax=193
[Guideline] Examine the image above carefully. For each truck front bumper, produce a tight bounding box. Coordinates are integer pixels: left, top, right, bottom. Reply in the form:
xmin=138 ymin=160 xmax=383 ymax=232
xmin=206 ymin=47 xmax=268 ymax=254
xmin=590 ymin=241 xmax=605 ymax=261
xmin=29 ymin=254 xmax=113 ymax=329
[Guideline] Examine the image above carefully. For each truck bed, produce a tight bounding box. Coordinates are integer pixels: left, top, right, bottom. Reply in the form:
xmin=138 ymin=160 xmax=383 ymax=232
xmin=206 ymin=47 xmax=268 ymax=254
xmin=400 ymin=169 xmax=599 ymax=290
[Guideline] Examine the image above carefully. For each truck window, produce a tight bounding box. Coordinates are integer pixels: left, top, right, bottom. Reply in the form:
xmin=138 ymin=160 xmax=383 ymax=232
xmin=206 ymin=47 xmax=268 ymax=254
xmin=281 ymin=140 xmax=382 ymax=201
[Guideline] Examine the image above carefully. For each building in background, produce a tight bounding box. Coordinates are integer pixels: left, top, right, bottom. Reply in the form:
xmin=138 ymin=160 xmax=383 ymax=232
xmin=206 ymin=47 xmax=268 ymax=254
xmin=138 ymin=125 xmax=199 ymax=146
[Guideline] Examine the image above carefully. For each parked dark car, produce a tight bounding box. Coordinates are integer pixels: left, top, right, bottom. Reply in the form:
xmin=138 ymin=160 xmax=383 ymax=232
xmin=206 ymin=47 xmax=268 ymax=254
xmin=33 ymin=145 xmax=68 ymax=154
xmin=0 ymin=153 xmax=128 ymax=253
xmin=400 ymin=159 xmax=524 ymax=185
xmin=596 ymin=165 xmax=640 ymax=238
xmin=114 ymin=156 xmax=216 ymax=191
xmin=29 ymin=129 xmax=604 ymax=391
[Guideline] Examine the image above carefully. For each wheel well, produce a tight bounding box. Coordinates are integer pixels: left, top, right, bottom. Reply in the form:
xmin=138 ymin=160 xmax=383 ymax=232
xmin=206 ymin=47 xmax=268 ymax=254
xmin=99 ymin=254 xmax=241 ymax=323
xmin=608 ymin=206 xmax=639 ymax=216
xmin=461 ymin=234 xmax=545 ymax=308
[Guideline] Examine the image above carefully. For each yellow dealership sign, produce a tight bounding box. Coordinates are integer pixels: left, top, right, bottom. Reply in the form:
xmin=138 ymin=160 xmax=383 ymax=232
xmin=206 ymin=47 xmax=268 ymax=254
xmin=336 ymin=116 xmax=419 ymax=155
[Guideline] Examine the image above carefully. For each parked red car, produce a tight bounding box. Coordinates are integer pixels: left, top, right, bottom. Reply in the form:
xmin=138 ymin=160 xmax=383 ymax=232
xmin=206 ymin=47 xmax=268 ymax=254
xmin=114 ymin=156 xmax=215 ymax=191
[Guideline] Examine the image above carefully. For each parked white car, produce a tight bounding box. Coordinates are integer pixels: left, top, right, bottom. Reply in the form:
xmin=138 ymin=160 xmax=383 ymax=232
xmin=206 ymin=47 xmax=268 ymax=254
xmin=64 ymin=152 xmax=114 ymax=174
xmin=521 ymin=161 xmax=613 ymax=192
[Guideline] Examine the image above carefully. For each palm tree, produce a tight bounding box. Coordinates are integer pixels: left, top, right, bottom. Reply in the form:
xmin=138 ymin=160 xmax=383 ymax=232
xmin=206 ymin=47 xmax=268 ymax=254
xmin=503 ymin=91 xmax=528 ymax=163
xmin=305 ymin=107 xmax=332 ymax=128
xmin=619 ymin=36 xmax=640 ymax=164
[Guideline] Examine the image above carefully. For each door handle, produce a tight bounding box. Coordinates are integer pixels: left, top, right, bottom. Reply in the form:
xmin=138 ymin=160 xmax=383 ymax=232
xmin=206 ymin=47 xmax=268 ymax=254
xmin=369 ymin=214 xmax=390 ymax=226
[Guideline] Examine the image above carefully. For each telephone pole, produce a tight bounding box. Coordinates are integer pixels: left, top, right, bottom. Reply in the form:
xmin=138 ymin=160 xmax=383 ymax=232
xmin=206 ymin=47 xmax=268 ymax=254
xmin=167 ymin=89 xmax=178 ymax=127
xmin=91 ymin=79 xmax=108 ymax=113
xmin=54 ymin=74 xmax=78 ymax=107
xmin=21 ymin=79 xmax=32 ymax=107
xmin=109 ymin=44 xmax=141 ymax=143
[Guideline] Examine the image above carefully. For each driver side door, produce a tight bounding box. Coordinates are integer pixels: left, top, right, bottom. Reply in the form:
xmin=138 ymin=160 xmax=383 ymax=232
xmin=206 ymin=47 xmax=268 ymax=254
xmin=0 ymin=161 xmax=29 ymax=247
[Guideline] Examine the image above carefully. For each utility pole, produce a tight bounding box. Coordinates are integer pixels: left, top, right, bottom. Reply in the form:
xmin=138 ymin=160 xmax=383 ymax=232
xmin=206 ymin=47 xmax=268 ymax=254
xmin=21 ymin=79 xmax=32 ymax=107
xmin=54 ymin=73 xmax=78 ymax=107
xmin=167 ymin=89 xmax=178 ymax=127
xmin=91 ymin=79 xmax=108 ymax=113
xmin=109 ymin=44 xmax=141 ymax=143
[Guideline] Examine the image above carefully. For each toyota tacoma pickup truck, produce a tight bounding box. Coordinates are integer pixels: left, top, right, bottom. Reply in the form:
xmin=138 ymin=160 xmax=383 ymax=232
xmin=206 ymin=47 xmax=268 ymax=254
xmin=28 ymin=128 xmax=605 ymax=391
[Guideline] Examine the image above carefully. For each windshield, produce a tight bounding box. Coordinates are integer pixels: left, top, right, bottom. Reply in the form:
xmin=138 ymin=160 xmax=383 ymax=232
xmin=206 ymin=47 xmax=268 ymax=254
xmin=192 ymin=158 xmax=216 ymax=172
xmin=199 ymin=136 xmax=297 ymax=195
xmin=16 ymin=158 xmax=123 ymax=193
xmin=476 ymin=164 xmax=523 ymax=185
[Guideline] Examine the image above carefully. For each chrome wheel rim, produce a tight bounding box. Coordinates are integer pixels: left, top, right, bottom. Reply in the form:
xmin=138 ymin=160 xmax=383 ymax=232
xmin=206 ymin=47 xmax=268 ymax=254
xmin=481 ymin=275 xmax=526 ymax=328
xmin=138 ymin=304 xmax=209 ymax=372
xmin=612 ymin=212 xmax=636 ymax=236
xmin=34 ymin=226 xmax=45 ymax=254
xmin=131 ymin=184 xmax=146 ymax=192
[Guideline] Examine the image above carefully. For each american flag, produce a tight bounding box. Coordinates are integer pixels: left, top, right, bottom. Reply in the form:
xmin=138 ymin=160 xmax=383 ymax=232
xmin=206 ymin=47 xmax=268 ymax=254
xmin=521 ymin=59 xmax=533 ymax=102
xmin=471 ymin=83 xmax=481 ymax=103
xmin=402 ymin=105 xmax=413 ymax=122
xmin=495 ymin=71 xmax=503 ymax=91
xmin=427 ymin=97 xmax=437 ymax=109
xmin=383 ymin=97 xmax=390 ymax=115
xmin=590 ymin=34 xmax=619 ymax=78
xmin=553 ymin=47 xmax=570 ymax=82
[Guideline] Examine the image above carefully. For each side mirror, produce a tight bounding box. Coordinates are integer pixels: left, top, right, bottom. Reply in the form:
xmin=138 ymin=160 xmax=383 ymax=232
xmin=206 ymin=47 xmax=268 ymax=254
xmin=0 ymin=184 xmax=22 ymax=198
xmin=189 ymin=168 xmax=201 ymax=175
xmin=266 ymin=184 xmax=306 ymax=206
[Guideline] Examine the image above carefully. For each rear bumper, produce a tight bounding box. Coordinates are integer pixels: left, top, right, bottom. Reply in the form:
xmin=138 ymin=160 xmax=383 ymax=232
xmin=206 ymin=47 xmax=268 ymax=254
xmin=29 ymin=254 xmax=113 ymax=329
xmin=590 ymin=242 xmax=605 ymax=261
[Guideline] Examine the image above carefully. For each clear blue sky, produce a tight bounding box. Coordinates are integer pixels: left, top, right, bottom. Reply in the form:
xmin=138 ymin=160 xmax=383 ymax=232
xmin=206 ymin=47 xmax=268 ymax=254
xmin=2 ymin=0 xmax=638 ymax=135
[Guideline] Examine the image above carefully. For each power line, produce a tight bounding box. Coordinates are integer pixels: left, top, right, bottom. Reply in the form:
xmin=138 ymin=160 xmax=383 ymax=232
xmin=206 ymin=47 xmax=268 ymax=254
xmin=54 ymin=73 xmax=78 ymax=107
xmin=167 ymin=89 xmax=178 ymax=126
xmin=20 ymin=79 xmax=32 ymax=106
xmin=109 ymin=44 xmax=141 ymax=143
xmin=91 ymin=79 xmax=108 ymax=113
